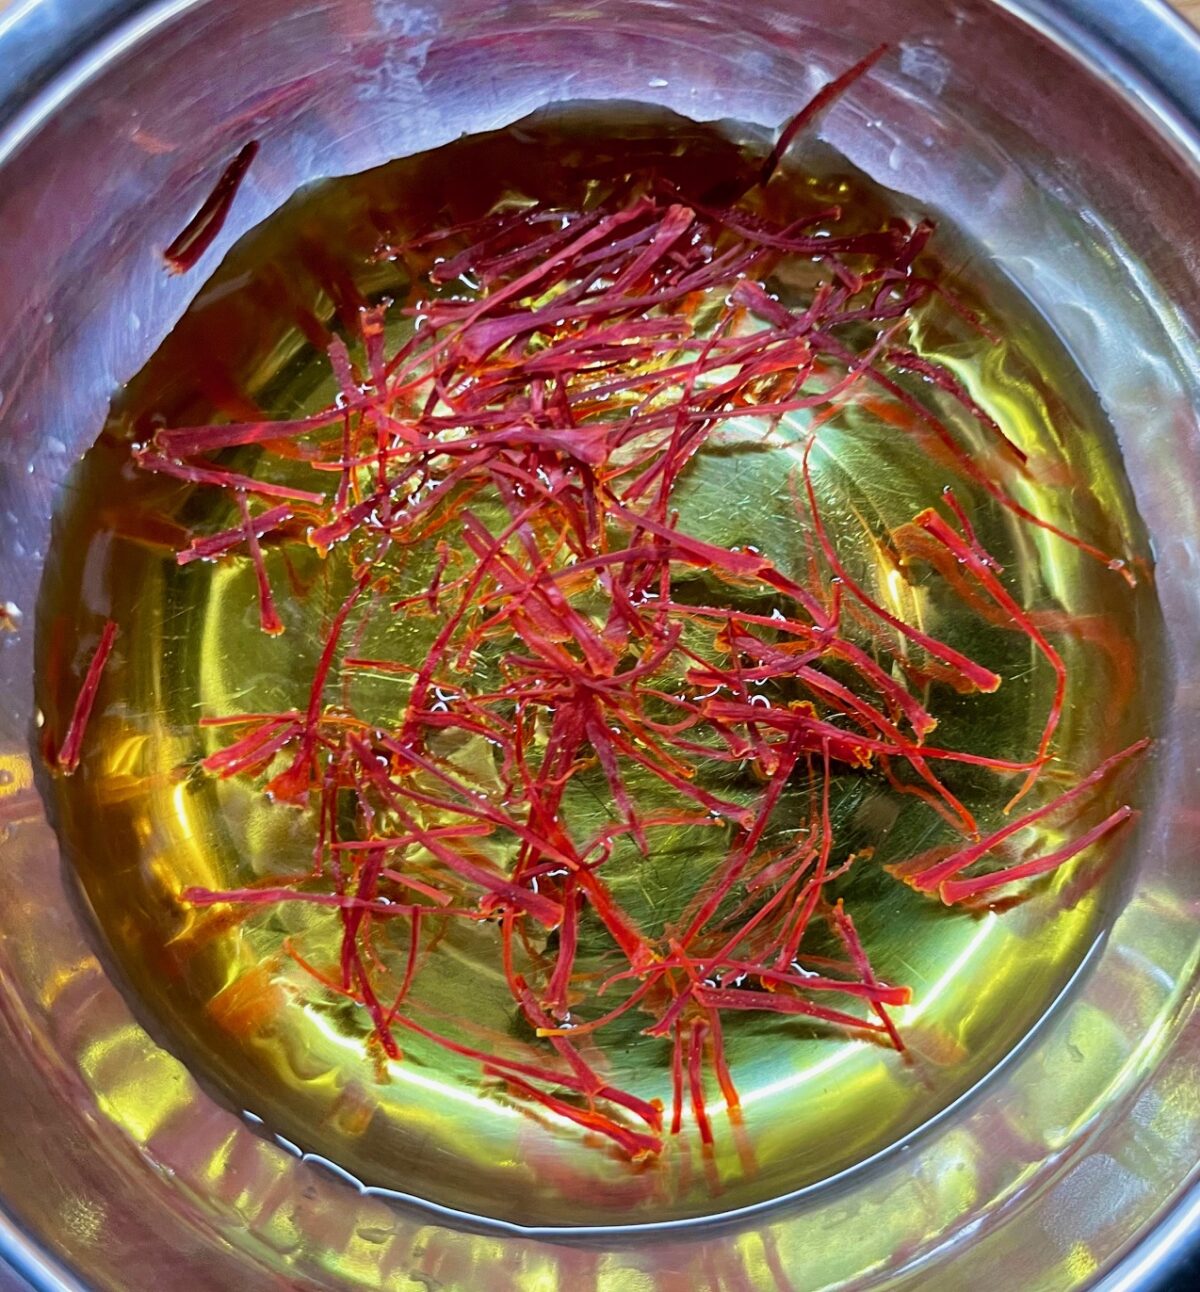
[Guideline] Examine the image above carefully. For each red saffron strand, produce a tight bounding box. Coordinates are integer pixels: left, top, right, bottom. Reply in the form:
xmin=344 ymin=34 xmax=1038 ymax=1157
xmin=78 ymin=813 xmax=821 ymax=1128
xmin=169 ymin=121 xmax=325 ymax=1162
xmin=706 ymin=1008 xmax=742 ymax=1116
xmin=146 ymin=63 xmax=1152 ymax=1158
xmin=164 ymin=140 xmax=260 ymax=273
xmin=759 ymin=45 xmax=890 ymax=186
xmin=237 ymin=492 xmax=285 ymax=636
xmin=938 ymin=806 xmax=1137 ymax=905
xmin=669 ymin=1021 xmax=686 ymax=1136
xmin=915 ymin=505 xmax=1066 ymax=809
xmin=908 ymin=738 xmax=1150 ymax=893
xmin=56 ymin=620 xmax=118 ymax=774
xmin=687 ymin=1020 xmax=714 ymax=1146
xmin=828 ymin=900 xmax=906 ymax=1052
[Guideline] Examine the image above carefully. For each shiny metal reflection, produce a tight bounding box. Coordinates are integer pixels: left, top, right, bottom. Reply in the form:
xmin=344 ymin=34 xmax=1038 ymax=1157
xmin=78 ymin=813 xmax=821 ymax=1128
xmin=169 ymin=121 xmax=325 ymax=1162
xmin=1 ymin=0 xmax=1199 ymax=1289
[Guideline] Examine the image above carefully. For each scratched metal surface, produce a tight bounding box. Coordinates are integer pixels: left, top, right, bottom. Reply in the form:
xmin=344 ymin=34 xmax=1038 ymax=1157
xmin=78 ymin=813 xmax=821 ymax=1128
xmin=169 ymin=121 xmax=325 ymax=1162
xmin=0 ymin=1 xmax=1199 ymax=1291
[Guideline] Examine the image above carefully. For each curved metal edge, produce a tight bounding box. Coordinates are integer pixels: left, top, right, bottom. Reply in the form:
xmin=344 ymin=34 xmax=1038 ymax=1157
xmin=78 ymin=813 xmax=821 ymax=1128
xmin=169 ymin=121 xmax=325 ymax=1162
xmin=1097 ymin=1167 xmax=1200 ymax=1291
xmin=988 ymin=6 xmax=1200 ymax=1284
xmin=1000 ymin=0 xmax=1200 ymax=161
xmin=0 ymin=0 xmax=154 ymax=130
xmin=0 ymin=1206 xmax=81 ymax=1292
xmin=0 ymin=0 xmax=201 ymax=168
xmin=984 ymin=5 xmax=1200 ymax=1285
xmin=287 ymin=929 xmax=1114 ymax=1242
xmin=1051 ymin=0 xmax=1200 ymax=123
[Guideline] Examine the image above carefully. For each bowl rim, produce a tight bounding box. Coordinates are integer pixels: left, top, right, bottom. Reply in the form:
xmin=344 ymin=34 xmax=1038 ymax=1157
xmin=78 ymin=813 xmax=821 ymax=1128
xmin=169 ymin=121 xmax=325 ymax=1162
xmin=0 ymin=0 xmax=1198 ymax=1288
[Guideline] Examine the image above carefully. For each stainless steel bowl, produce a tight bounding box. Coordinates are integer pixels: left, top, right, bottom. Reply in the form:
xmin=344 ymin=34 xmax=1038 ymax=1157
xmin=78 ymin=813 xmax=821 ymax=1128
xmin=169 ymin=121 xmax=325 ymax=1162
xmin=1 ymin=1 xmax=1199 ymax=1288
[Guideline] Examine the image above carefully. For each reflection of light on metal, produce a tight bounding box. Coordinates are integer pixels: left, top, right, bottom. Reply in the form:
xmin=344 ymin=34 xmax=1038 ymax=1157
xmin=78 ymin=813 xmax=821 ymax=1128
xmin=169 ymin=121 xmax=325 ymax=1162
xmin=38 ymin=956 xmax=95 ymax=1011
xmin=61 ymin=1196 xmax=106 ymax=1247
xmin=907 ymin=917 xmax=997 ymax=1023
xmin=84 ymin=1025 xmax=194 ymax=1143
xmin=738 ymin=1045 xmax=863 ymax=1112
xmin=172 ymin=779 xmax=191 ymax=839
xmin=1117 ymin=944 xmax=1177 ymax=994
xmin=738 ymin=919 xmax=999 ymax=1112
xmin=199 ymin=563 xmax=240 ymax=711
xmin=1066 ymin=1240 xmax=1100 ymax=1281
xmin=884 ymin=564 xmax=908 ymax=613
xmin=0 ymin=754 xmax=29 ymax=790
xmin=1053 ymin=930 xmax=1200 ymax=1151
xmin=0 ymin=751 xmax=32 ymax=795
xmin=0 ymin=752 xmax=37 ymax=828
xmin=199 ymin=1128 xmax=238 ymax=1188
xmin=301 ymin=1010 xmax=523 ymax=1121
xmin=79 ymin=1029 xmax=129 ymax=1078
xmin=106 ymin=734 xmax=144 ymax=779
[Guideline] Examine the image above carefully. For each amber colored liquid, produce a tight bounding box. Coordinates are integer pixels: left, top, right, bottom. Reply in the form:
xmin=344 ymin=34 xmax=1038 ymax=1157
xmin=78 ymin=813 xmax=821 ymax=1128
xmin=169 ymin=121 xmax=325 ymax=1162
xmin=36 ymin=105 xmax=1159 ymax=1227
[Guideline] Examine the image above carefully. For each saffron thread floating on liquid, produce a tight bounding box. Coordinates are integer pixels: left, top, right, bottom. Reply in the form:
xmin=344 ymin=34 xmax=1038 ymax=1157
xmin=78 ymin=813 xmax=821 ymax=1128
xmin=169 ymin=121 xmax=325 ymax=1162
xmin=89 ymin=49 xmax=1150 ymax=1159
xmin=55 ymin=619 xmax=118 ymax=775
xmin=163 ymin=140 xmax=260 ymax=274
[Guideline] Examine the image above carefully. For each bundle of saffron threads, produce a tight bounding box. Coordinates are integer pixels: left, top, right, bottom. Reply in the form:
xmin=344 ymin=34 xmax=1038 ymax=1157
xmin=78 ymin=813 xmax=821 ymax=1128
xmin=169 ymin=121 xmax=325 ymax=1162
xmin=95 ymin=47 xmax=1152 ymax=1159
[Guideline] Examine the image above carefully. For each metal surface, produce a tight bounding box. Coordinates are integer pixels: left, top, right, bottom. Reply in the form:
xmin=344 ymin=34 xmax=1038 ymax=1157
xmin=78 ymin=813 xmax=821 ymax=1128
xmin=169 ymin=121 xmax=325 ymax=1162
xmin=0 ymin=1 xmax=1198 ymax=1289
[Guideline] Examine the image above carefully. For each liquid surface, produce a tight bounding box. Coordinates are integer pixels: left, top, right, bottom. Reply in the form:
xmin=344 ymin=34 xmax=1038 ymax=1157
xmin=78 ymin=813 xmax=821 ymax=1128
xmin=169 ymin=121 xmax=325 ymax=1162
xmin=37 ymin=105 xmax=1158 ymax=1226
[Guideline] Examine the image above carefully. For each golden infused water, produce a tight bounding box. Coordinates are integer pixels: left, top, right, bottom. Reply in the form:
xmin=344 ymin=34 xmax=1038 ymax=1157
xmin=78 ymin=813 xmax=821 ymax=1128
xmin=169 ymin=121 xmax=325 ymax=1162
xmin=36 ymin=103 xmax=1158 ymax=1225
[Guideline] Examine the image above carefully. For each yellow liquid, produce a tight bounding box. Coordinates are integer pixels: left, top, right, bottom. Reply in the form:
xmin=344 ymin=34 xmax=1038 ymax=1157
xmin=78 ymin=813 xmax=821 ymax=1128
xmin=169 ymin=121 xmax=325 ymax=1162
xmin=36 ymin=105 xmax=1158 ymax=1227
